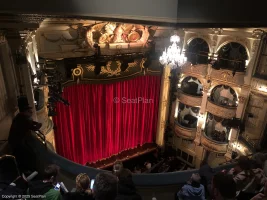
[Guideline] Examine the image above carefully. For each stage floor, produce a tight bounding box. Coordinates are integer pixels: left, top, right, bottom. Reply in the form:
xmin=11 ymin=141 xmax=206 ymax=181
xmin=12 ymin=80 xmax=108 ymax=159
xmin=86 ymin=143 xmax=157 ymax=169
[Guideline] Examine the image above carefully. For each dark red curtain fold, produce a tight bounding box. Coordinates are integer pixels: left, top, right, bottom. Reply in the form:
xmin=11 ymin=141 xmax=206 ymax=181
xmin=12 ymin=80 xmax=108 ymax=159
xmin=53 ymin=75 xmax=161 ymax=164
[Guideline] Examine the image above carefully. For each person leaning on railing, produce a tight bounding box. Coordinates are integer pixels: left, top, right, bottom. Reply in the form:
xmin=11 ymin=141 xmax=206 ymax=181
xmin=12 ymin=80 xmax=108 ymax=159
xmin=8 ymin=99 xmax=42 ymax=173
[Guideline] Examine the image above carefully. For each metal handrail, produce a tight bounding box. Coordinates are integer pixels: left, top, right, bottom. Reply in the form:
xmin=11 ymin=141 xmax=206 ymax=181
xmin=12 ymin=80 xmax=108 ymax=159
xmin=35 ymin=130 xmax=46 ymax=147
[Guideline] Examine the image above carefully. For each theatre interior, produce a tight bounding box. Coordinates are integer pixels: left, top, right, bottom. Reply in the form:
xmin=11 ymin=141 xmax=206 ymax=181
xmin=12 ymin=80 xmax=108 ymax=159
xmin=0 ymin=1 xmax=267 ymax=199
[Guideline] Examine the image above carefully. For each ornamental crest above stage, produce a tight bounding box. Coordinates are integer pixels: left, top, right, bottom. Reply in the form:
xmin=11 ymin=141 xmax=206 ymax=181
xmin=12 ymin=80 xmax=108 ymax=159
xmin=37 ymin=20 xmax=158 ymax=59
xmin=63 ymin=58 xmax=161 ymax=86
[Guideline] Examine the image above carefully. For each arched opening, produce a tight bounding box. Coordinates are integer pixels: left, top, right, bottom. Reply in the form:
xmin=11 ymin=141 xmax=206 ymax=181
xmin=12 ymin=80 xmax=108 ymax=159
xmin=177 ymin=103 xmax=200 ymax=128
xmin=217 ymin=42 xmax=248 ymax=72
xmin=210 ymin=85 xmax=238 ymax=107
xmin=185 ymin=38 xmax=209 ymax=65
xmin=205 ymin=113 xmax=230 ymax=143
xmin=181 ymin=76 xmax=203 ymax=96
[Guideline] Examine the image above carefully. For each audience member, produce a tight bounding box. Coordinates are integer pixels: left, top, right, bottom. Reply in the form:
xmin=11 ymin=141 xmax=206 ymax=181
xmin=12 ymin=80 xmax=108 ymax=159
xmin=178 ymin=173 xmax=205 ymax=200
xmin=252 ymin=153 xmax=267 ymax=176
xmin=64 ymin=173 xmax=94 ymax=200
xmin=228 ymin=156 xmax=266 ymax=194
xmin=8 ymin=97 xmax=42 ymax=172
xmin=116 ymin=168 xmax=142 ymax=200
xmin=28 ymin=164 xmax=61 ymax=200
xmin=93 ymin=172 xmax=118 ymax=200
xmin=113 ymin=161 xmax=123 ymax=176
xmin=211 ymin=172 xmax=236 ymax=200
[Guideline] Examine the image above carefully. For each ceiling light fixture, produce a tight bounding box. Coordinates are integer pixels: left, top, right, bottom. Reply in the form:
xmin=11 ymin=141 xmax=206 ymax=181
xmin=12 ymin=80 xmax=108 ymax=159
xmin=159 ymin=35 xmax=187 ymax=69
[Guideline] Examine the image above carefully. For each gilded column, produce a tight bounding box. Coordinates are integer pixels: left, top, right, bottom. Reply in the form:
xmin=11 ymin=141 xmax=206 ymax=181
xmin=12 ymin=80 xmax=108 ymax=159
xmin=156 ymin=65 xmax=171 ymax=147
xmin=225 ymin=128 xmax=238 ymax=160
xmin=194 ymin=83 xmax=210 ymax=145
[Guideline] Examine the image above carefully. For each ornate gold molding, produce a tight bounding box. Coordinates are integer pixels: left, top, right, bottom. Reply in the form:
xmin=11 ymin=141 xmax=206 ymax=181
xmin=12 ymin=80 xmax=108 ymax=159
xmin=210 ymin=68 xmax=245 ymax=86
xmin=174 ymin=122 xmax=196 ymax=140
xmin=206 ymin=100 xmax=237 ymax=119
xmin=177 ymin=90 xmax=202 ymax=107
xmin=181 ymin=63 xmax=208 ymax=77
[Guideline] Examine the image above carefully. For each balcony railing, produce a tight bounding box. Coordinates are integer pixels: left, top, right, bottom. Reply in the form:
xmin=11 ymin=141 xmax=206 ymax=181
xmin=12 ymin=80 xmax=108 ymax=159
xmin=177 ymin=90 xmax=202 ymax=107
xmin=201 ymin=132 xmax=228 ymax=153
xmin=181 ymin=62 xmax=208 ymax=77
xmin=210 ymin=68 xmax=245 ymax=85
xmin=206 ymin=99 xmax=237 ymax=119
xmin=174 ymin=121 xmax=196 ymax=140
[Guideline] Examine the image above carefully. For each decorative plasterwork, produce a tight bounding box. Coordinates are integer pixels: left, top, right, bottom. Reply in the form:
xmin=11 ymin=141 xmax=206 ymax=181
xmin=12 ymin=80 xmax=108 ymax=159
xmin=215 ymin=36 xmax=251 ymax=58
xmin=206 ymin=100 xmax=237 ymax=119
xmin=184 ymin=32 xmax=213 ymax=52
xmin=174 ymin=122 xmax=196 ymax=140
xmin=181 ymin=62 xmax=208 ymax=78
xmin=210 ymin=68 xmax=245 ymax=86
xmin=251 ymin=78 xmax=267 ymax=96
xmin=177 ymin=90 xmax=202 ymax=107
xmin=64 ymin=58 xmax=160 ymax=86
xmin=201 ymin=132 xmax=228 ymax=153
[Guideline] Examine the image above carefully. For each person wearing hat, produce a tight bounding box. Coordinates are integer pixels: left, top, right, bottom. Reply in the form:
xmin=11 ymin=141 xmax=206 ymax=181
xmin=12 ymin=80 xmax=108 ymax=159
xmin=8 ymin=96 xmax=42 ymax=172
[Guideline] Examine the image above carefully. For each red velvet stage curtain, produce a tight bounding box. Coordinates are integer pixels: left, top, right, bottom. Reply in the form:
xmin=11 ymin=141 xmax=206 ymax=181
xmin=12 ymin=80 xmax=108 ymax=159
xmin=53 ymin=75 xmax=161 ymax=164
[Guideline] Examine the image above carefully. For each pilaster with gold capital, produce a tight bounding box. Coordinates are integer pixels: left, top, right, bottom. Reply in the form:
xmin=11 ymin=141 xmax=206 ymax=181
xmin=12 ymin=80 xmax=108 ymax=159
xmin=156 ymin=65 xmax=171 ymax=147
xmin=225 ymin=128 xmax=239 ymax=160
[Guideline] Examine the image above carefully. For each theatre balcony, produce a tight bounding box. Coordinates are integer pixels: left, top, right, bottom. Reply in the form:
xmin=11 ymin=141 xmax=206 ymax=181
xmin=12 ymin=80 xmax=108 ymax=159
xmin=177 ymin=76 xmax=203 ymax=107
xmin=181 ymin=62 xmax=208 ymax=77
xmin=201 ymin=131 xmax=228 ymax=153
xmin=177 ymin=90 xmax=202 ymax=107
xmin=210 ymin=42 xmax=248 ymax=85
xmin=174 ymin=120 xmax=196 ymax=140
xmin=206 ymin=99 xmax=237 ymax=119
xmin=209 ymin=68 xmax=245 ymax=86
xmin=206 ymin=85 xmax=238 ymax=119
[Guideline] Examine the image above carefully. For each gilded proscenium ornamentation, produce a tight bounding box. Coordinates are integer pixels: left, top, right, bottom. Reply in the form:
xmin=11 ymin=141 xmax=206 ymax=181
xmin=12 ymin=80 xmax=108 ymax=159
xmin=73 ymin=67 xmax=83 ymax=76
xmin=201 ymin=132 xmax=228 ymax=153
xmin=100 ymin=61 xmax=121 ymax=77
xmin=206 ymin=100 xmax=237 ymax=119
xmin=86 ymin=22 xmax=156 ymax=47
xmin=175 ymin=122 xmax=196 ymax=140
xmin=177 ymin=90 xmax=202 ymax=107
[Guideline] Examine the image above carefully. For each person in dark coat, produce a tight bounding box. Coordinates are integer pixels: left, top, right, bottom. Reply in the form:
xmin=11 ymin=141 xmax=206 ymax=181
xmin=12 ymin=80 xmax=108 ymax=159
xmin=116 ymin=168 xmax=142 ymax=200
xmin=8 ymin=96 xmax=42 ymax=172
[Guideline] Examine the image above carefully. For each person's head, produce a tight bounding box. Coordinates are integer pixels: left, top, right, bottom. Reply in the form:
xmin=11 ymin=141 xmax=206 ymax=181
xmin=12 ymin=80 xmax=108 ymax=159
xmin=113 ymin=161 xmax=123 ymax=175
xmin=76 ymin=173 xmax=90 ymax=192
xmin=43 ymin=164 xmax=59 ymax=184
xmin=235 ymin=156 xmax=252 ymax=173
xmin=211 ymin=172 xmax=236 ymax=200
xmin=252 ymin=153 xmax=266 ymax=169
xmin=19 ymin=106 xmax=33 ymax=117
xmin=189 ymin=173 xmax=201 ymax=187
xmin=93 ymin=172 xmax=118 ymax=200
xmin=117 ymin=168 xmax=133 ymax=184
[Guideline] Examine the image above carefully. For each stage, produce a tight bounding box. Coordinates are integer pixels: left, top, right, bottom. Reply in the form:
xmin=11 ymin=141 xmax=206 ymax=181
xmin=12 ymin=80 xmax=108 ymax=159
xmin=86 ymin=143 xmax=157 ymax=169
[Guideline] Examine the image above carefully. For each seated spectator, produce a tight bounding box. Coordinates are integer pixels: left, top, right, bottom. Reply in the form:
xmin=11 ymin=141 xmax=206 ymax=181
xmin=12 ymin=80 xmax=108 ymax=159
xmin=178 ymin=173 xmax=205 ymax=200
xmin=211 ymin=172 xmax=236 ymax=200
xmin=133 ymin=166 xmax=141 ymax=174
xmin=116 ymin=168 xmax=142 ymax=200
xmin=93 ymin=172 xmax=118 ymax=200
xmin=113 ymin=161 xmax=123 ymax=176
xmin=252 ymin=153 xmax=267 ymax=176
xmin=64 ymin=173 xmax=94 ymax=200
xmin=28 ymin=164 xmax=61 ymax=200
xmin=228 ymin=156 xmax=266 ymax=194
